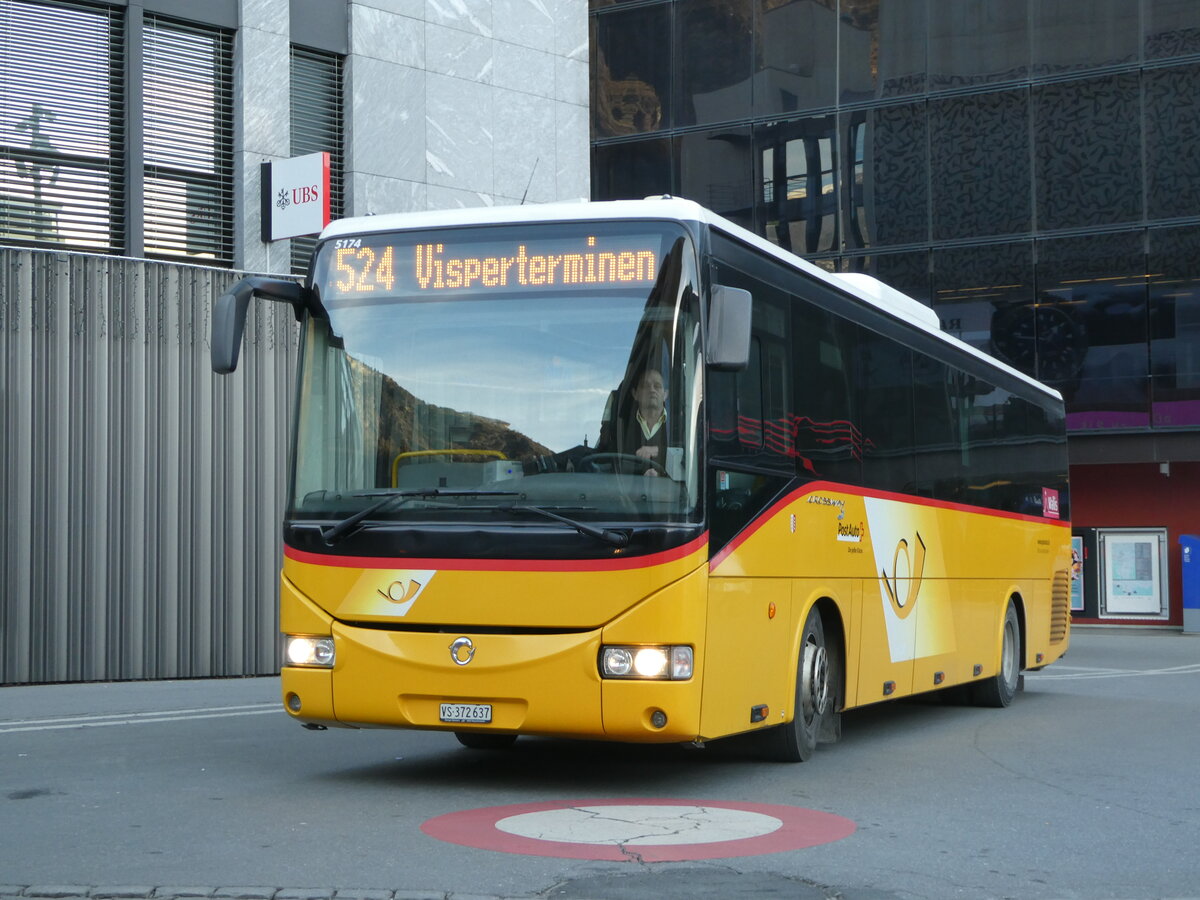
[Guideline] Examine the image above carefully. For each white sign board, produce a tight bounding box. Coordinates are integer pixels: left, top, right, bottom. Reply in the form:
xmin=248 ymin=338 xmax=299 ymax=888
xmin=1101 ymin=529 xmax=1168 ymax=617
xmin=262 ymin=152 xmax=330 ymax=242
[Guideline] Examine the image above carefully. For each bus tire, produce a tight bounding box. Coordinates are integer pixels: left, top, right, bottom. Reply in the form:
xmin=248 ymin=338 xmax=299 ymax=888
xmin=973 ymin=600 xmax=1021 ymax=708
xmin=764 ymin=605 xmax=835 ymax=762
xmin=455 ymin=731 xmax=518 ymax=750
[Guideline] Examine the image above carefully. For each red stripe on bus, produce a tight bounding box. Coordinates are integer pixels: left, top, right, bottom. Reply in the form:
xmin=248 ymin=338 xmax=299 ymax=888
xmin=283 ymin=532 xmax=710 ymax=572
xmin=708 ymin=481 xmax=1071 ymax=572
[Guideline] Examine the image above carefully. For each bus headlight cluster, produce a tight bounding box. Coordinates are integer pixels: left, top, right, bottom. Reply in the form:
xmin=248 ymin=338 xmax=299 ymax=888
xmin=600 ymin=645 xmax=693 ymax=680
xmin=285 ymin=635 xmax=335 ymax=668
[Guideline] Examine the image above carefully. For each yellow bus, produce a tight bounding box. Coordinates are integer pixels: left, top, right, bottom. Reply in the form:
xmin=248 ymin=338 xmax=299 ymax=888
xmin=212 ymin=198 xmax=1071 ymax=761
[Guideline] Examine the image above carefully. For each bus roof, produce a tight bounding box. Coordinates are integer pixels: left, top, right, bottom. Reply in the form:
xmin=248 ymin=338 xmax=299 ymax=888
xmin=320 ymin=198 xmax=1060 ymax=401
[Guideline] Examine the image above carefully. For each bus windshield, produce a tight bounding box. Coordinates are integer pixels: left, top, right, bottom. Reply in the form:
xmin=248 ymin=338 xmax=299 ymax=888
xmin=288 ymin=220 xmax=703 ymax=533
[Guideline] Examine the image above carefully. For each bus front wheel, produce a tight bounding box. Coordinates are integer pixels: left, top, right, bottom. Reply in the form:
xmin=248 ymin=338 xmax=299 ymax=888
xmin=764 ymin=605 xmax=837 ymax=762
xmin=972 ymin=600 xmax=1022 ymax=708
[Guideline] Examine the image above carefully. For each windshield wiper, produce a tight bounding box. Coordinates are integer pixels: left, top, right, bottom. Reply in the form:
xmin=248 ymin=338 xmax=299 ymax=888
xmin=497 ymin=503 xmax=630 ymax=548
xmin=322 ymin=489 xmax=520 ymax=545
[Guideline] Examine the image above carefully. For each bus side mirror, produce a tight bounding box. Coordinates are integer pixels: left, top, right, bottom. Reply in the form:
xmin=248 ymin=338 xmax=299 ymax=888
xmin=707 ymin=285 xmax=752 ymax=370
xmin=212 ymin=276 xmax=307 ymax=374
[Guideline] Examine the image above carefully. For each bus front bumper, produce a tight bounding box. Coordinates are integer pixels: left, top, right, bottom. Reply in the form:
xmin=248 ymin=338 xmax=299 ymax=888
xmin=280 ymin=622 xmax=705 ymax=743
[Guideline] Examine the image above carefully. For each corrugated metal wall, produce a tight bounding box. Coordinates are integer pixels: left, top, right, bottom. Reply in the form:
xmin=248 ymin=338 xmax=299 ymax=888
xmin=0 ymin=248 xmax=299 ymax=684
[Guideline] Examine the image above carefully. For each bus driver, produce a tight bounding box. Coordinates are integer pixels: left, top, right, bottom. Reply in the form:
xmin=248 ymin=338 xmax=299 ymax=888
xmin=599 ymin=367 xmax=668 ymax=477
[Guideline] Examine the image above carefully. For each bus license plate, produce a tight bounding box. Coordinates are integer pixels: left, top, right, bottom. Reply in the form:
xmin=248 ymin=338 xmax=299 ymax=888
xmin=440 ymin=702 xmax=492 ymax=724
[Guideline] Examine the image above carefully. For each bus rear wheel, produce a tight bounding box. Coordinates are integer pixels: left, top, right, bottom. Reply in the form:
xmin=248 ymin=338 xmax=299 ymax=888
xmin=455 ymin=731 xmax=518 ymax=750
xmin=972 ymin=600 xmax=1022 ymax=708
xmin=764 ymin=605 xmax=837 ymax=762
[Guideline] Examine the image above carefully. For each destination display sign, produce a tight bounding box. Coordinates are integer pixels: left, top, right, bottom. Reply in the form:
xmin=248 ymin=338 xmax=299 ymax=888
xmin=319 ymin=231 xmax=667 ymax=300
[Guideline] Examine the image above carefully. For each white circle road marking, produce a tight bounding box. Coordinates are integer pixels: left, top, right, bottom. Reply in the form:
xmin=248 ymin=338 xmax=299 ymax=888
xmin=495 ymin=804 xmax=782 ymax=846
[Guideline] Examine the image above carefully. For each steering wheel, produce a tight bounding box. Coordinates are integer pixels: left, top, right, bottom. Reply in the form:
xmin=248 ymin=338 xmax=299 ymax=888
xmin=578 ymin=452 xmax=668 ymax=477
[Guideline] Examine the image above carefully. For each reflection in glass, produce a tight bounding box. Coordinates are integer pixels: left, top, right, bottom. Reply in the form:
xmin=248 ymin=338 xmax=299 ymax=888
xmin=1149 ymin=227 xmax=1200 ymax=427
xmin=933 ymin=242 xmax=1034 ymax=356
xmin=1034 ymin=73 xmax=1142 ymax=231
xmin=591 ymin=5 xmax=672 ymax=137
xmin=676 ymin=0 xmax=753 ymax=127
xmin=1034 ymin=233 xmax=1148 ymax=428
xmin=0 ymin=0 xmax=122 ymax=250
xmin=930 ymin=91 xmax=1030 ymax=240
xmin=843 ymin=103 xmax=929 ymax=248
xmin=753 ymin=0 xmax=837 ymax=115
xmin=929 ymin=0 xmax=1028 ymax=90
xmin=1033 ymin=0 xmax=1138 ymax=74
xmin=1145 ymin=64 xmax=1200 ymax=220
xmin=757 ymin=116 xmax=837 ymax=254
xmin=839 ymin=0 xmax=927 ymax=103
xmin=1144 ymin=0 xmax=1200 ymax=59
xmin=592 ymin=138 xmax=673 ymax=201
xmin=679 ymin=128 xmax=753 ymax=230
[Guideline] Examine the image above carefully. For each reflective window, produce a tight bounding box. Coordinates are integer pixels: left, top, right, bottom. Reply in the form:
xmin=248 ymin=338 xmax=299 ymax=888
xmin=1145 ymin=64 xmax=1200 ymax=221
xmin=591 ymin=5 xmax=672 ymax=137
xmin=931 ymin=90 xmax=1030 ymax=240
xmin=929 ymin=0 xmax=1028 ymax=90
xmin=1033 ymin=0 xmax=1138 ymax=74
xmin=839 ymin=0 xmax=927 ymax=103
xmin=679 ymin=127 xmax=753 ymax=230
xmin=756 ymin=116 xmax=838 ymax=254
xmin=933 ymin=242 xmax=1035 ymax=360
xmin=857 ymin=328 xmax=915 ymax=492
xmin=1149 ymin=226 xmax=1200 ymax=428
xmin=792 ymin=304 xmax=861 ymax=485
xmin=0 ymin=0 xmax=123 ymax=251
xmin=1034 ymin=73 xmax=1142 ymax=231
xmin=913 ymin=355 xmax=963 ymax=500
xmin=753 ymin=0 xmax=837 ymax=116
xmin=677 ymin=0 xmax=753 ymax=127
xmin=1145 ymin=0 xmax=1200 ymax=59
xmin=844 ymin=103 xmax=929 ymax=249
xmin=592 ymin=138 xmax=673 ymax=201
xmin=1036 ymin=232 xmax=1149 ymax=429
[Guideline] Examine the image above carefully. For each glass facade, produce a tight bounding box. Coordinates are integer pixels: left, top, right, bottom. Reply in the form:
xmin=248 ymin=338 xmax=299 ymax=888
xmin=590 ymin=0 xmax=1200 ymax=435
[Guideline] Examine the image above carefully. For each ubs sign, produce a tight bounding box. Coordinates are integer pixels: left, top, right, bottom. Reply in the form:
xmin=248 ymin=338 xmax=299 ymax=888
xmin=261 ymin=151 xmax=331 ymax=242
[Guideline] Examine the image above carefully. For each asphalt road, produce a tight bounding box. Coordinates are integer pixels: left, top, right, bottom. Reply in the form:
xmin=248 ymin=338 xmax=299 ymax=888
xmin=2 ymin=628 xmax=1199 ymax=900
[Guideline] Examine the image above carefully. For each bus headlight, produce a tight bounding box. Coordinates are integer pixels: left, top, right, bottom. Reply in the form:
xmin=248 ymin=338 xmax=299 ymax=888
xmin=285 ymin=635 xmax=335 ymax=668
xmin=600 ymin=645 xmax=692 ymax=680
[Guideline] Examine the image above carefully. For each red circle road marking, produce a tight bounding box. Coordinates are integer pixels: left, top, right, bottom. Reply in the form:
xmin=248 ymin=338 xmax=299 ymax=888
xmin=420 ymin=798 xmax=857 ymax=861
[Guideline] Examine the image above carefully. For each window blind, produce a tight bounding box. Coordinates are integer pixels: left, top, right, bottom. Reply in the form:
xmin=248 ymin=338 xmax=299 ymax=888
xmin=0 ymin=0 xmax=124 ymax=252
xmin=290 ymin=46 xmax=344 ymax=275
xmin=142 ymin=14 xmax=234 ymax=264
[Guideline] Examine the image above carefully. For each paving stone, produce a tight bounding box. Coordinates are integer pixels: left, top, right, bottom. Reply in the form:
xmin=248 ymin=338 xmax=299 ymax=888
xmin=274 ymin=891 xmax=334 ymax=900
xmin=209 ymin=891 xmax=276 ymax=900
xmin=151 ymin=890 xmax=216 ymax=899
xmin=22 ymin=887 xmax=91 ymax=899
xmin=332 ymin=892 xmax=394 ymax=900
xmin=90 ymin=889 xmax=154 ymax=899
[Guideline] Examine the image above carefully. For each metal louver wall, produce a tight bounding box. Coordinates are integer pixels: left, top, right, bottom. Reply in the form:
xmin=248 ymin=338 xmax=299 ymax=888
xmin=143 ymin=15 xmax=235 ymax=266
xmin=0 ymin=0 xmax=125 ymax=253
xmin=289 ymin=46 xmax=344 ymax=274
xmin=0 ymin=248 xmax=298 ymax=684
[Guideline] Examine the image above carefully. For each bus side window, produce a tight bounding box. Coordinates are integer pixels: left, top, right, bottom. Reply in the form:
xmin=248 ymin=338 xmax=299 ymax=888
xmin=858 ymin=329 xmax=916 ymax=494
xmin=914 ymin=356 xmax=964 ymax=500
xmin=792 ymin=304 xmax=861 ymax=485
